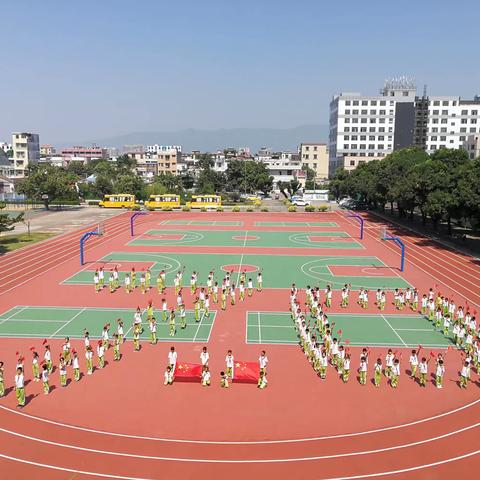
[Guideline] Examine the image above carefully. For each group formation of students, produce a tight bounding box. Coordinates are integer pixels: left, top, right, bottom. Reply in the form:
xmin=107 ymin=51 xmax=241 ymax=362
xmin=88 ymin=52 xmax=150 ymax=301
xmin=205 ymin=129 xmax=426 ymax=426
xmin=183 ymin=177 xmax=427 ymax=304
xmin=93 ymin=266 xmax=263 ymax=306
xmin=0 ymin=333 xmax=270 ymax=407
xmin=290 ymin=283 xmax=479 ymax=389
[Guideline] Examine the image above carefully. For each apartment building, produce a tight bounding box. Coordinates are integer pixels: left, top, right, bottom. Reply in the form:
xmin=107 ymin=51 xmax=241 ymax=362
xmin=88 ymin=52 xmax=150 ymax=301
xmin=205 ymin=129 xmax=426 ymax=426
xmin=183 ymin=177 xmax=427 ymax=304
xmin=61 ymin=146 xmax=108 ymax=161
xmin=146 ymin=144 xmax=182 ymax=154
xmin=40 ymin=144 xmax=56 ymax=156
xmin=299 ymin=143 xmax=329 ymax=180
xmin=414 ymin=95 xmax=480 ymax=155
xmin=329 ymin=78 xmax=416 ymax=175
xmin=10 ymin=132 xmax=40 ymax=177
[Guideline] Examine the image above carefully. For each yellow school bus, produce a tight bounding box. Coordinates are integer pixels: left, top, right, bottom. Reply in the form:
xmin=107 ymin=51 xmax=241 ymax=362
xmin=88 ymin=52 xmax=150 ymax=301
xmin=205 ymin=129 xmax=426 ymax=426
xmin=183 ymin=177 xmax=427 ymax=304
xmin=98 ymin=194 xmax=136 ymax=208
xmin=145 ymin=194 xmax=181 ymax=209
xmin=187 ymin=195 xmax=222 ymax=209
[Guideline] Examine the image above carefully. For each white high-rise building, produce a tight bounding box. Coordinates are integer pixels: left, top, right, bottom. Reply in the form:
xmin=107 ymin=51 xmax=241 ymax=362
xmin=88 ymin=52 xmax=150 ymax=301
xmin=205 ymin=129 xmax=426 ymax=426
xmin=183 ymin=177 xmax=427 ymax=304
xmin=329 ymin=78 xmax=417 ymax=175
xmin=146 ymin=144 xmax=182 ymax=154
xmin=11 ymin=132 xmax=40 ymax=178
xmin=415 ymin=96 xmax=480 ymax=156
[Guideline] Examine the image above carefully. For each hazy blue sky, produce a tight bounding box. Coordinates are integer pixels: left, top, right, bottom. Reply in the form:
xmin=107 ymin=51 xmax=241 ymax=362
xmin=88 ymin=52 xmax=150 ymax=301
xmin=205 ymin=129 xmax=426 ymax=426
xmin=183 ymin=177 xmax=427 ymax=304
xmin=1 ymin=0 xmax=479 ymax=143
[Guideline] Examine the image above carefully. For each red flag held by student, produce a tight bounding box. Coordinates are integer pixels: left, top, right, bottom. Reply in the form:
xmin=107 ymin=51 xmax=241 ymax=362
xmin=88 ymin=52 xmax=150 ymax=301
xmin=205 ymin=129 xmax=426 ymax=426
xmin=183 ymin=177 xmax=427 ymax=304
xmin=233 ymin=361 xmax=259 ymax=382
xmin=174 ymin=362 xmax=202 ymax=379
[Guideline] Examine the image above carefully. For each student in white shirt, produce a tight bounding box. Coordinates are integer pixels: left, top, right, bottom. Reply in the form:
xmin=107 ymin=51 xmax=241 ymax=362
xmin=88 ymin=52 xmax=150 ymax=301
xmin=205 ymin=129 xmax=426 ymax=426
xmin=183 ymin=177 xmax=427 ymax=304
xmin=259 ymin=350 xmax=268 ymax=374
xmin=225 ymin=350 xmax=234 ymax=378
xmin=201 ymin=366 xmax=211 ymax=386
xmin=15 ymin=367 xmax=25 ymax=407
xmin=200 ymin=347 xmax=209 ymax=366
xmin=168 ymin=347 xmax=177 ymax=372
xmin=164 ymin=366 xmax=173 ymax=385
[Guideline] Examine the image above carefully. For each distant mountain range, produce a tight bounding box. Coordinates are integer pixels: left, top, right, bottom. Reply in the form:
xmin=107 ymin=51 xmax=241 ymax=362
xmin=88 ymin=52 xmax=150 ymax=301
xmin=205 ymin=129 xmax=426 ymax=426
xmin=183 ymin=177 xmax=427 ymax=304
xmin=68 ymin=125 xmax=329 ymax=153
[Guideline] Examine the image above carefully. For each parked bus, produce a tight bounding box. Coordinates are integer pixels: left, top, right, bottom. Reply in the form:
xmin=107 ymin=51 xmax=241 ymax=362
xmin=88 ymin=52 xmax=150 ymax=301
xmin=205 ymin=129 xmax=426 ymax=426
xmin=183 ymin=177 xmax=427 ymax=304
xmin=187 ymin=195 xmax=221 ymax=209
xmin=145 ymin=194 xmax=181 ymax=210
xmin=98 ymin=194 xmax=136 ymax=208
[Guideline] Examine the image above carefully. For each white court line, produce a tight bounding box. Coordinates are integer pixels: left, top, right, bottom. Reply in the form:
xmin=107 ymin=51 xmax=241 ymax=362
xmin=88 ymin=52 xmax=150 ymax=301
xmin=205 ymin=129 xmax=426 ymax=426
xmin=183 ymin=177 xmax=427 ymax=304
xmin=0 ymin=319 xmax=66 ymax=323
xmin=258 ymin=311 xmax=262 ymax=344
xmin=0 ymin=306 xmax=28 ymax=326
xmin=1 ymin=395 xmax=478 ymax=445
xmin=0 ymin=422 xmax=478 ymax=463
xmin=192 ymin=308 xmax=207 ymax=342
xmin=381 ymin=314 xmax=407 ymax=347
xmin=1 ymin=449 xmax=479 ymax=480
xmin=395 ymin=328 xmax=434 ymax=332
xmin=49 ymin=308 xmax=86 ymax=339
xmin=235 ymin=230 xmax=248 ymax=286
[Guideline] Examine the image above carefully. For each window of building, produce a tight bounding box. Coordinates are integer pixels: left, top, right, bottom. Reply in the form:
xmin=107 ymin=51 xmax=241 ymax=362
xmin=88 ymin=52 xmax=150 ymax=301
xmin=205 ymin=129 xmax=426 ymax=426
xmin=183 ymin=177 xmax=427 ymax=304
xmin=433 ymin=110 xmax=439 ymax=115
xmin=313 ymin=146 xmax=317 ymax=151
xmin=379 ymin=110 xmax=386 ymax=115
xmin=345 ymin=109 xmax=350 ymax=114
xmin=460 ymin=136 xmax=466 ymax=141
xmin=360 ymin=118 xmax=367 ymax=123
xmin=370 ymin=119 xmax=376 ymax=123
xmin=461 ymin=110 xmax=468 ymax=115
xmin=433 ymin=101 xmax=440 ymax=106
xmin=360 ymin=135 xmax=366 ymax=141
xmin=379 ymin=127 xmax=385 ymax=132
xmin=472 ymin=110 xmax=478 ymax=115
xmin=369 ymin=127 xmax=375 ymax=132
xmin=344 ymin=127 xmax=350 ymax=132
xmin=440 ymin=136 xmax=446 ymax=141
xmin=442 ymin=101 xmax=449 ymax=106
xmin=360 ymin=144 xmax=366 ymax=149
xmin=351 ymin=135 xmax=358 ymax=140
xmin=369 ymin=136 xmax=375 ymax=141
xmin=442 ymin=110 xmax=448 ymax=115
xmin=441 ymin=119 xmax=447 ymax=124
xmin=460 ymin=127 xmax=467 ymax=132
xmin=352 ymin=109 xmax=359 ymax=114
xmin=313 ymin=154 xmax=317 ymax=159
xmin=378 ymin=135 xmax=384 ymax=141
xmin=352 ymin=127 xmax=358 ymax=132
xmin=352 ymin=118 xmax=358 ymax=123
xmin=351 ymin=144 xmax=357 ymax=149
xmin=470 ymin=128 xmax=477 ymax=133
xmin=353 ymin=100 xmax=359 ymax=106
xmin=305 ymin=146 xmax=309 ymax=151
xmin=343 ymin=145 xmax=349 ymax=149
xmin=345 ymin=100 xmax=351 ymax=105
xmin=344 ymin=118 xmax=350 ymax=123
xmin=441 ymin=127 xmax=447 ymax=133
xmin=380 ymin=101 xmax=386 ymax=106
xmin=431 ymin=136 xmax=438 ymax=141
xmin=371 ymin=101 xmax=377 ymax=106
xmin=362 ymin=100 xmax=368 ymax=105
xmin=368 ymin=144 xmax=375 ymax=149
xmin=361 ymin=109 xmax=367 ymax=115
xmin=349 ymin=160 xmax=355 ymax=166
xmin=378 ymin=144 xmax=384 ymax=149
xmin=344 ymin=136 xmax=350 ymax=140
xmin=471 ymin=119 xmax=477 ymax=124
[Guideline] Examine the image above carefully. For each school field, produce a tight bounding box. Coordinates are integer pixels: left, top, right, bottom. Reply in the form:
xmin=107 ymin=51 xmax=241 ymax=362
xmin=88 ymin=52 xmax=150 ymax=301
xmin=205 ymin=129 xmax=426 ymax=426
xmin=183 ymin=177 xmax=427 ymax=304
xmin=0 ymin=210 xmax=479 ymax=480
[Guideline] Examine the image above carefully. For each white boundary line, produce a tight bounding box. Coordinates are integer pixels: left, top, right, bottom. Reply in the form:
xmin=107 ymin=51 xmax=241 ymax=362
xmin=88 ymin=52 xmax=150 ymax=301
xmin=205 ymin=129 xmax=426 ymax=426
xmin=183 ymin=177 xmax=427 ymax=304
xmin=258 ymin=311 xmax=262 ymax=344
xmin=381 ymin=314 xmax=407 ymax=347
xmin=0 ymin=306 xmax=28 ymax=326
xmin=48 ymin=308 xmax=86 ymax=338
xmin=0 ymin=422 xmax=478 ymax=463
xmin=0 ymin=449 xmax=478 ymax=480
xmin=235 ymin=230 xmax=248 ymax=286
xmin=192 ymin=308 xmax=207 ymax=342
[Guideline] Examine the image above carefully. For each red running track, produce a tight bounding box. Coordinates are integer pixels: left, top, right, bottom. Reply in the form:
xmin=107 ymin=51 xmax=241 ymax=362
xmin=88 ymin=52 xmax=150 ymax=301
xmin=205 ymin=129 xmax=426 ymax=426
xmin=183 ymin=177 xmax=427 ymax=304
xmin=0 ymin=211 xmax=478 ymax=479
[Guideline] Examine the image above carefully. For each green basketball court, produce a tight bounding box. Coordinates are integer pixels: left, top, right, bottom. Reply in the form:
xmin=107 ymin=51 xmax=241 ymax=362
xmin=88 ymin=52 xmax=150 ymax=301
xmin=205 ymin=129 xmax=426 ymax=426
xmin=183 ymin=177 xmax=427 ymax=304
xmin=129 ymin=229 xmax=361 ymax=249
xmin=246 ymin=312 xmax=453 ymax=348
xmin=254 ymin=221 xmax=338 ymax=227
xmin=160 ymin=220 xmax=243 ymax=226
xmin=64 ymin=253 xmax=411 ymax=290
xmin=0 ymin=306 xmax=215 ymax=342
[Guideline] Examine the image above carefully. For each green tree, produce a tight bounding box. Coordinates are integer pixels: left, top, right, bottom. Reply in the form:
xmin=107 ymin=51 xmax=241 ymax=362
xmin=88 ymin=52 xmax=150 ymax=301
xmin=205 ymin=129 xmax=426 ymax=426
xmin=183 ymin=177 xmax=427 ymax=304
xmin=302 ymin=165 xmax=316 ymax=190
xmin=17 ymin=165 xmax=79 ymax=209
xmin=329 ymin=168 xmax=350 ymax=201
xmin=225 ymin=160 xmax=273 ymax=194
xmin=114 ymin=174 xmax=146 ymax=199
xmin=0 ymin=202 xmax=23 ymax=234
xmin=116 ymin=155 xmax=137 ymax=172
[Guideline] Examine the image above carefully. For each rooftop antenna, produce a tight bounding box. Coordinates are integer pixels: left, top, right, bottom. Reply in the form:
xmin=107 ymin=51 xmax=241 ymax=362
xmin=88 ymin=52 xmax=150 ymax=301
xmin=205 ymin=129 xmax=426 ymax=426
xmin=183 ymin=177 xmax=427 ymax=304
xmin=423 ymin=84 xmax=427 ymax=98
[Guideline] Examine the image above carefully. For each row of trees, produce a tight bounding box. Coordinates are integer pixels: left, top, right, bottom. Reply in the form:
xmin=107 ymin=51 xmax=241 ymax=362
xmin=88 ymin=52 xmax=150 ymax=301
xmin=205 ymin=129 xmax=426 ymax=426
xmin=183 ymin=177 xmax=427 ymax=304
xmin=329 ymin=147 xmax=480 ymax=232
xmin=16 ymin=154 xmax=275 ymax=208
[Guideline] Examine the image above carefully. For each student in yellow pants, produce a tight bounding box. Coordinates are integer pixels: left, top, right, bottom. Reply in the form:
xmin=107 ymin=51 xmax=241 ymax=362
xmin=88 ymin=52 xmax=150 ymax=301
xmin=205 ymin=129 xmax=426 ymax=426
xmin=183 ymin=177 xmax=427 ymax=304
xmin=59 ymin=358 xmax=67 ymax=387
xmin=15 ymin=367 xmax=25 ymax=407
xmin=113 ymin=334 xmax=121 ymax=360
xmin=85 ymin=346 xmax=94 ymax=375
xmin=72 ymin=351 xmax=80 ymax=381
xmin=41 ymin=364 xmax=50 ymax=394
xmin=169 ymin=310 xmax=176 ymax=336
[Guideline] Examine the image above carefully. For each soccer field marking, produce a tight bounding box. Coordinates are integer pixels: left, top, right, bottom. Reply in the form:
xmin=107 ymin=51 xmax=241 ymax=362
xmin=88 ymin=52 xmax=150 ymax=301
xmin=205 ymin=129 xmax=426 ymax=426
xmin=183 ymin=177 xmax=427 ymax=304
xmin=380 ymin=314 xmax=408 ymax=347
xmin=48 ymin=308 xmax=87 ymax=339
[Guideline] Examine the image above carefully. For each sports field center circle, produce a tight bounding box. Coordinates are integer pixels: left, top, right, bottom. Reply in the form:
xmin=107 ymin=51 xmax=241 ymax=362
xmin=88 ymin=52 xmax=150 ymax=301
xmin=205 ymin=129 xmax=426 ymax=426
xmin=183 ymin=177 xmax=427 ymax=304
xmin=221 ymin=264 xmax=259 ymax=273
xmin=232 ymin=235 xmax=260 ymax=241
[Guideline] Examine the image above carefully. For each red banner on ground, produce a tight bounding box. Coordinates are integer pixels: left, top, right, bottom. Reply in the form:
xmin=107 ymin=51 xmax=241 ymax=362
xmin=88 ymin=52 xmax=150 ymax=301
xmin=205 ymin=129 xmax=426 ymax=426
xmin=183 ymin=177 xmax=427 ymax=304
xmin=174 ymin=362 xmax=203 ymax=378
xmin=233 ymin=361 xmax=259 ymax=382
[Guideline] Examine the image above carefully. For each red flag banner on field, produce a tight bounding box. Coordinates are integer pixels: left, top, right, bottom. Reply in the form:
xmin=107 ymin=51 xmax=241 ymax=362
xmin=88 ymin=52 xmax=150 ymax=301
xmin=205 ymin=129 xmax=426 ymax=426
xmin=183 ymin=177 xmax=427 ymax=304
xmin=174 ymin=362 xmax=202 ymax=379
xmin=233 ymin=361 xmax=260 ymax=382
